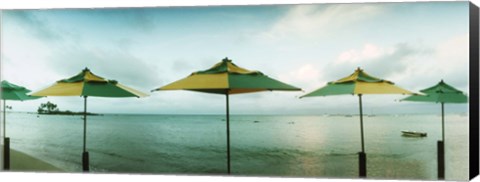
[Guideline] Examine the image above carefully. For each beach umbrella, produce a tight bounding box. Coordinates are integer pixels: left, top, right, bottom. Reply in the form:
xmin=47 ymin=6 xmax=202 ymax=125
xmin=30 ymin=68 xmax=148 ymax=171
xmin=300 ymin=67 xmax=413 ymax=177
xmin=1 ymin=80 xmax=42 ymax=170
xmin=152 ymin=58 xmax=301 ymax=174
xmin=401 ymin=80 xmax=467 ymax=179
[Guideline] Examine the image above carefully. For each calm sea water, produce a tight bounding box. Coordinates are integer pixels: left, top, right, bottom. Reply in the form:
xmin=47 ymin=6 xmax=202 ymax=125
xmin=3 ymin=112 xmax=469 ymax=180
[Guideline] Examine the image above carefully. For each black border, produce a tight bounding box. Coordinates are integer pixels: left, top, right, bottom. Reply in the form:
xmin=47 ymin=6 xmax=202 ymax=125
xmin=469 ymin=2 xmax=479 ymax=180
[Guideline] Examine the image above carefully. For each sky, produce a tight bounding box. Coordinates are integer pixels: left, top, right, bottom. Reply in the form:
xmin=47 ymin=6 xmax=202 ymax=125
xmin=0 ymin=1 xmax=471 ymax=115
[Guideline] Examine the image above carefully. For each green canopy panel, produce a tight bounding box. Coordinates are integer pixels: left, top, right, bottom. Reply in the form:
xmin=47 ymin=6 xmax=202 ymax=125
xmin=420 ymin=80 xmax=465 ymax=94
xmin=301 ymin=83 xmax=356 ymax=98
xmin=402 ymin=93 xmax=468 ymax=103
xmin=1 ymin=80 xmax=42 ymax=101
xmin=402 ymin=80 xmax=468 ymax=104
xmin=82 ymin=82 xmax=143 ymax=98
xmin=228 ymin=74 xmax=299 ymax=90
xmin=1 ymin=81 xmax=29 ymax=91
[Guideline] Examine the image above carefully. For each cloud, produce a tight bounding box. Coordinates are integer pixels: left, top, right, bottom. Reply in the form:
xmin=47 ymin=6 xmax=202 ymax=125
xmin=125 ymin=10 xmax=156 ymax=32
xmin=399 ymin=34 xmax=469 ymax=92
xmin=322 ymin=34 xmax=469 ymax=94
xmin=327 ymin=43 xmax=428 ymax=81
xmin=4 ymin=11 xmax=63 ymax=41
xmin=260 ymin=4 xmax=384 ymax=41
xmin=278 ymin=64 xmax=324 ymax=91
xmin=87 ymin=8 xmax=157 ymax=32
xmin=269 ymin=43 xmax=433 ymax=96
xmin=45 ymin=44 xmax=162 ymax=91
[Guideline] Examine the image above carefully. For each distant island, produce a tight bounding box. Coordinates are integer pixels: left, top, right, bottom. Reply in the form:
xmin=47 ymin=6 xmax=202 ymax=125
xmin=37 ymin=101 xmax=101 ymax=116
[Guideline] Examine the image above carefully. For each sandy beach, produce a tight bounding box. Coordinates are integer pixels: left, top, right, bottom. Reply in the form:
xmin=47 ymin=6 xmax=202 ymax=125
xmin=2 ymin=147 xmax=62 ymax=172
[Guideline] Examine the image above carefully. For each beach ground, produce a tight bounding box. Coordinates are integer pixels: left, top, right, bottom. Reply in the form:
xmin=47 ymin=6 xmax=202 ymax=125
xmin=2 ymin=146 xmax=62 ymax=172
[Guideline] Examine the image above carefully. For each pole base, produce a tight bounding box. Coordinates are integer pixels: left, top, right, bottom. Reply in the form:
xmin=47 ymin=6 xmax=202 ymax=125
xmin=358 ymin=152 xmax=367 ymax=177
xmin=3 ymin=137 xmax=10 ymax=170
xmin=437 ymin=140 xmax=445 ymax=179
xmin=82 ymin=151 xmax=89 ymax=172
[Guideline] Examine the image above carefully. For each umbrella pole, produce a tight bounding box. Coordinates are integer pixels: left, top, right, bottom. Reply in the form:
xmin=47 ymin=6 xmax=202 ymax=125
xmin=441 ymin=102 xmax=445 ymax=142
xmin=226 ymin=93 xmax=231 ymax=174
xmin=437 ymin=102 xmax=445 ymax=179
xmin=83 ymin=96 xmax=87 ymax=153
xmin=359 ymin=95 xmax=365 ymax=152
xmin=358 ymin=94 xmax=366 ymax=177
xmin=3 ymin=100 xmax=10 ymax=170
xmin=2 ymin=100 xmax=5 ymax=138
xmin=82 ymin=96 xmax=89 ymax=172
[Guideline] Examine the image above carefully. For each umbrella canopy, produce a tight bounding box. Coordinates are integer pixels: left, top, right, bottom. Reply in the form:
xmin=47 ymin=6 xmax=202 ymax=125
xmin=32 ymin=68 xmax=148 ymax=97
xmin=30 ymin=67 xmax=148 ymax=171
xmin=1 ymin=80 xmax=41 ymax=101
xmin=301 ymin=67 xmax=412 ymax=97
xmin=153 ymin=58 xmax=301 ymax=174
xmin=300 ymin=67 xmax=413 ymax=177
xmin=153 ymin=58 xmax=300 ymax=94
xmin=402 ymin=80 xmax=468 ymax=103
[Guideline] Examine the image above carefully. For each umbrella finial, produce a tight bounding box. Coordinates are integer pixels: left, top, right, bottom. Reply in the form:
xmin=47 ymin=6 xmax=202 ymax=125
xmin=222 ymin=57 xmax=231 ymax=62
xmin=83 ymin=67 xmax=90 ymax=72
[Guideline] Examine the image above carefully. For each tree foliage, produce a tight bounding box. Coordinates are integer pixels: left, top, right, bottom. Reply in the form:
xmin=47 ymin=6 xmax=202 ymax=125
xmin=37 ymin=101 xmax=59 ymax=114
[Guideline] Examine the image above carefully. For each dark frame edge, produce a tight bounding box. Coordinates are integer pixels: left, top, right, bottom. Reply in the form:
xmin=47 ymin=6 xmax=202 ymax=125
xmin=469 ymin=1 xmax=480 ymax=180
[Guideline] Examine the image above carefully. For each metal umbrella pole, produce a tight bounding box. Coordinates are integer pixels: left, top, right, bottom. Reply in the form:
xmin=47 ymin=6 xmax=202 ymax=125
xmin=358 ymin=94 xmax=366 ymax=177
xmin=226 ymin=93 xmax=231 ymax=174
xmin=437 ymin=102 xmax=445 ymax=179
xmin=3 ymin=100 xmax=9 ymax=170
xmin=82 ymin=96 xmax=89 ymax=172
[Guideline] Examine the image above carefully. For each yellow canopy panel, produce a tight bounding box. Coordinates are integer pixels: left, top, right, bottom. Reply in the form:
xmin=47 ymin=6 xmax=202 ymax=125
xmin=84 ymin=71 xmax=107 ymax=82
xmin=31 ymin=82 xmax=84 ymax=96
xmin=116 ymin=83 xmax=149 ymax=97
xmin=354 ymin=82 xmax=413 ymax=95
xmin=158 ymin=73 xmax=229 ymax=90
xmin=225 ymin=61 xmax=257 ymax=74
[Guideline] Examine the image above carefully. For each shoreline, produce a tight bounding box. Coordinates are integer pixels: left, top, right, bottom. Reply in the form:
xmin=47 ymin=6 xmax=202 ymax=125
xmin=2 ymin=147 xmax=63 ymax=172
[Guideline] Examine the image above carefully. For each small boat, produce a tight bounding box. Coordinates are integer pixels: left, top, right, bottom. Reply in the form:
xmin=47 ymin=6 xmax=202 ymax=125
xmin=401 ymin=130 xmax=427 ymax=137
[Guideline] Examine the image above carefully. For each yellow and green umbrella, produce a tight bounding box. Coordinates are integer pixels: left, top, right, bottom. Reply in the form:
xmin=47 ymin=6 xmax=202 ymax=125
xmin=152 ymin=58 xmax=301 ymax=174
xmin=1 ymin=80 xmax=42 ymax=170
xmin=401 ymin=80 xmax=468 ymax=179
xmin=300 ymin=67 xmax=413 ymax=177
xmin=31 ymin=68 xmax=148 ymax=171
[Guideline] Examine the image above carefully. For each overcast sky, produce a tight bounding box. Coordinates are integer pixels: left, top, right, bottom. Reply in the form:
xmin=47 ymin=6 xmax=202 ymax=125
xmin=1 ymin=2 xmax=470 ymax=115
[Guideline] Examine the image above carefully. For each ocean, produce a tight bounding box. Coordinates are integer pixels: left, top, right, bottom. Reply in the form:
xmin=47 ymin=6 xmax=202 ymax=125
xmin=3 ymin=112 xmax=469 ymax=180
